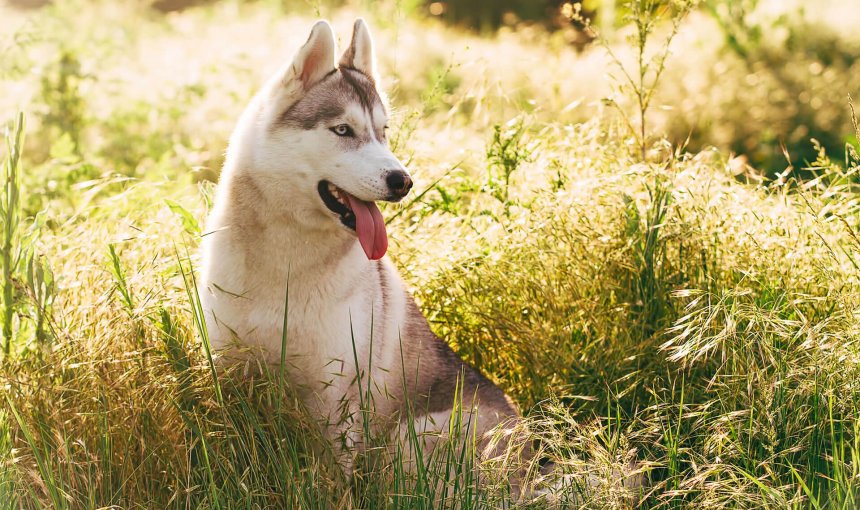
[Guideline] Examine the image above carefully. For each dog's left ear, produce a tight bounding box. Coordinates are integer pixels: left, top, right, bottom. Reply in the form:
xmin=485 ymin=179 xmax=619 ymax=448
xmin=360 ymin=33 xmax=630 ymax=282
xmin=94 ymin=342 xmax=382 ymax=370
xmin=339 ymin=18 xmax=377 ymax=82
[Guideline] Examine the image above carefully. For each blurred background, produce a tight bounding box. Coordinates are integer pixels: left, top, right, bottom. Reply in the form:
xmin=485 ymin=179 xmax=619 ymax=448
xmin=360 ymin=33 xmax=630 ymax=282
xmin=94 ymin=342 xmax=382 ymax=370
xmin=1 ymin=0 xmax=858 ymax=188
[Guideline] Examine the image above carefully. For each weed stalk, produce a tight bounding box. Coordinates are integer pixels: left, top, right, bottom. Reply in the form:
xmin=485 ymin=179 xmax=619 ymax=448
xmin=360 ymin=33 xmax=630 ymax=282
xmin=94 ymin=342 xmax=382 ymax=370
xmin=1 ymin=113 xmax=25 ymax=357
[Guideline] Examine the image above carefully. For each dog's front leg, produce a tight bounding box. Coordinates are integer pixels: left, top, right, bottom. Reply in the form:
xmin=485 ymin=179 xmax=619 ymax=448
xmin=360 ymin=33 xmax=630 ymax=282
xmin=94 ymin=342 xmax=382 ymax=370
xmin=318 ymin=387 xmax=365 ymax=480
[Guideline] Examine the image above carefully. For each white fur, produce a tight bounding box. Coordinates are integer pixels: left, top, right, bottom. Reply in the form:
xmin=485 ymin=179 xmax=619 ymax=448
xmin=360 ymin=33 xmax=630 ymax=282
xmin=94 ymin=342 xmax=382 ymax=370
xmin=198 ymin=22 xmax=539 ymax=494
xmin=200 ymin=20 xmax=408 ymax=426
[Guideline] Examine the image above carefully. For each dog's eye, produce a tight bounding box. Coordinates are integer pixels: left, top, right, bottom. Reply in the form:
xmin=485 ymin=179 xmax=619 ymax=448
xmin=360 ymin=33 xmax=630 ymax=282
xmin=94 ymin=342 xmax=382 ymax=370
xmin=330 ymin=124 xmax=354 ymax=137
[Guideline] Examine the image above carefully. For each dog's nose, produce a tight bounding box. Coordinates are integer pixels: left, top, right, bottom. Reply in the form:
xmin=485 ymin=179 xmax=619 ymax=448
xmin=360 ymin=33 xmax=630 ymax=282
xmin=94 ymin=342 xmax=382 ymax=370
xmin=386 ymin=170 xmax=413 ymax=198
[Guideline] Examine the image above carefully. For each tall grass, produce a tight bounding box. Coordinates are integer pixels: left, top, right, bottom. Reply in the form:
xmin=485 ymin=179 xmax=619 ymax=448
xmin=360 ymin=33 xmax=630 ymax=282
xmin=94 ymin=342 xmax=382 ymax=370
xmin=0 ymin=1 xmax=858 ymax=508
xmin=0 ymin=113 xmax=24 ymax=358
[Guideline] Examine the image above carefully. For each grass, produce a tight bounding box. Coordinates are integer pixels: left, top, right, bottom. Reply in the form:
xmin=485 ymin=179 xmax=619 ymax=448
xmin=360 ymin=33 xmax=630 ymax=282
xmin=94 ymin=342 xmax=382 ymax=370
xmin=0 ymin=0 xmax=859 ymax=508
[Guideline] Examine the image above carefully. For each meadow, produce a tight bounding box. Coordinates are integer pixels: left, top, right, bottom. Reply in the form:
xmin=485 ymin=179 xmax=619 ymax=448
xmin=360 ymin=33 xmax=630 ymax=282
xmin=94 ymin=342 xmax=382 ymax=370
xmin=0 ymin=0 xmax=859 ymax=508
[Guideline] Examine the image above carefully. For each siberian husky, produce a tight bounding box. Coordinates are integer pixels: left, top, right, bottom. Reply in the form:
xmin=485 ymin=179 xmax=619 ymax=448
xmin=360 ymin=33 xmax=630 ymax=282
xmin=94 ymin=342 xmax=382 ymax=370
xmin=199 ymin=18 xmax=526 ymax=484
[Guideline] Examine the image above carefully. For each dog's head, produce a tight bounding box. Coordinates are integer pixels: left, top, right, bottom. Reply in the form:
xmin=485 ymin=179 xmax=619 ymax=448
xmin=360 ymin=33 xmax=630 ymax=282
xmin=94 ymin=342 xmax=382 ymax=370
xmin=231 ymin=19 xmax=409 ymax=260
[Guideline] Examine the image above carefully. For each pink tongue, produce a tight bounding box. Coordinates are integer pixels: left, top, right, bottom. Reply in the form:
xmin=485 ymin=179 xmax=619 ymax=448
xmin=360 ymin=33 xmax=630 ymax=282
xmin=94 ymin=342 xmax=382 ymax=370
xmin=344 ymin=193 xmax=388 ymax=260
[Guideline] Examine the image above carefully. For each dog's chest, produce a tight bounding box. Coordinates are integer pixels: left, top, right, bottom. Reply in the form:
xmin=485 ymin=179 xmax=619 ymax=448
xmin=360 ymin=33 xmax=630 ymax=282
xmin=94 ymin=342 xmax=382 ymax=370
xmin=240 ymin=272 xmax=379 ymax=375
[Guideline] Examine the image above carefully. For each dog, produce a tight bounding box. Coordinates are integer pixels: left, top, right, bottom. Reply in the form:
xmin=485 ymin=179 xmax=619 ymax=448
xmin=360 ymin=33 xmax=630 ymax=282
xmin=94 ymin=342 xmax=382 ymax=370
xmin=199 ymin=18 xmax=526 ymax=487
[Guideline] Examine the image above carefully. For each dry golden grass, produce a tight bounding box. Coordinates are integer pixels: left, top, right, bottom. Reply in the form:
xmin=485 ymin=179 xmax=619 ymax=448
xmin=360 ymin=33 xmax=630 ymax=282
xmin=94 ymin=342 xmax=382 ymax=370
xmin=0 ymin=1 xmax=859 ymax=508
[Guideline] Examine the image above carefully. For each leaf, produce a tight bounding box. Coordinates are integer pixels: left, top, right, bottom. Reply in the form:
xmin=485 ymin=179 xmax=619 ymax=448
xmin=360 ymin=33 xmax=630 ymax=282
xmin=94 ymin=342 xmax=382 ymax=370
xmin=165 ymin=199 xmax=201 ymax=235
xmin=108 ymin=243 xmax=133 ymax=313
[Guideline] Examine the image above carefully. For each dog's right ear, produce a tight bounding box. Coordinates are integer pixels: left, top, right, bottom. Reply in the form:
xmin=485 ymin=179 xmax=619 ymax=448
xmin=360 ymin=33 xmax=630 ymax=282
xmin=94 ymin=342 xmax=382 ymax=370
xmin=283 ymin=21 xmax=336 ymax=89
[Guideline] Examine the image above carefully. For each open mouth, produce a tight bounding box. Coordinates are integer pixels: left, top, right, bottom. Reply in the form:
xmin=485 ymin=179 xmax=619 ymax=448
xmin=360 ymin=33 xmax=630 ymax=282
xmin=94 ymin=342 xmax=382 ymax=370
xmin=318 ymin=180 xmax=356 ymax=229
xmin=318 ymin=180 xmax=388 ymax=260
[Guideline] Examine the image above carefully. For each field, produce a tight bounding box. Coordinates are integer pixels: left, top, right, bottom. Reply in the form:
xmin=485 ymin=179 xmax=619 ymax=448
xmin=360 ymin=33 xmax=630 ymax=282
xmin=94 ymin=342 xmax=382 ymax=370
xmin=1 ymin=0 xmax=859 ymax=508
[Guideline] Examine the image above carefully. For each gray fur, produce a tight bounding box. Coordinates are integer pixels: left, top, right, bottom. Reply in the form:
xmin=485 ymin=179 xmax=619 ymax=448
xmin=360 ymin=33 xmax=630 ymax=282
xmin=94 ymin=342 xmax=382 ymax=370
xmin=201 ymin=18 xmax=533 ymax=499
xmin=279 ymin=68 xmax=385 ymax=139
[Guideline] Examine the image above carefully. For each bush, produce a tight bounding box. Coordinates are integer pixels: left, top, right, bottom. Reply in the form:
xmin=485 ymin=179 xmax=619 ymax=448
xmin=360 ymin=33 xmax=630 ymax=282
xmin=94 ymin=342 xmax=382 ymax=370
xmin=664 ymin=1 xmax=860 ymax=177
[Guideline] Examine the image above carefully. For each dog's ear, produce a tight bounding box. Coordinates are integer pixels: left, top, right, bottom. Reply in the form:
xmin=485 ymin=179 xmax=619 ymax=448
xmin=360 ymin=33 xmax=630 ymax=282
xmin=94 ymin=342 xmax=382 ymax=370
xmin=339 ymin=18 xmax=377 ymax=82
xmin=286 ymin=20 xmax=337 ymax=89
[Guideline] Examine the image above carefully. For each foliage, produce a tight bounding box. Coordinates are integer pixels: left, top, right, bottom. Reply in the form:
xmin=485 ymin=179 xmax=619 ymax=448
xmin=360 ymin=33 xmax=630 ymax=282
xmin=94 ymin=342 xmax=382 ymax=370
xmin=576 ymin=0 xmax=694 ymax=161
xmin=0 ymin=113 xmax=55 ymax=359
xmin=0 ymin=114 xmax=24 ymax=357
xmin=37 ymin=50 xmax=88 ymax=155
xmin=0 ymin=0 xmax=859 ymax=508
xmin=666 ymin=0 xmax=860 ymax=176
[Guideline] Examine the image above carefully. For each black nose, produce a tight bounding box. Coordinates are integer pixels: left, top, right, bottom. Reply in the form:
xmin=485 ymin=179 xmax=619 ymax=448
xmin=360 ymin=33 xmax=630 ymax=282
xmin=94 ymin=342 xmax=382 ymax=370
xmin=386 ymin=170 xmax=413 ymax=198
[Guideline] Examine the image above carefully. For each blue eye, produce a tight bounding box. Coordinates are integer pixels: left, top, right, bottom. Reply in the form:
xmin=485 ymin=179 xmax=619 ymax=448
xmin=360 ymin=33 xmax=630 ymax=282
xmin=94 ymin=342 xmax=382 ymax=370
xmin=331 ymin=124 xmax=354 ymax=137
